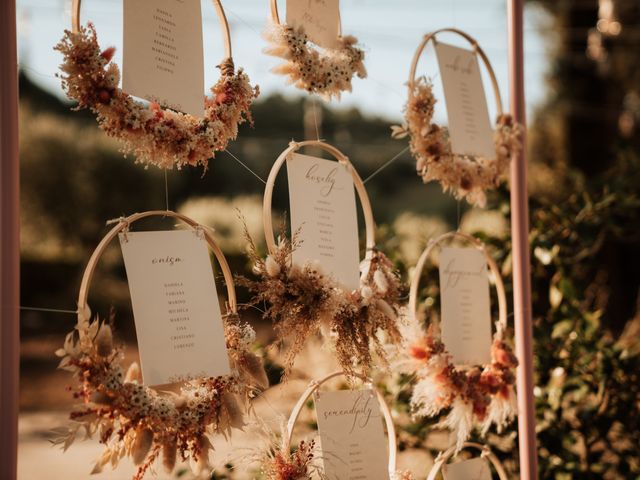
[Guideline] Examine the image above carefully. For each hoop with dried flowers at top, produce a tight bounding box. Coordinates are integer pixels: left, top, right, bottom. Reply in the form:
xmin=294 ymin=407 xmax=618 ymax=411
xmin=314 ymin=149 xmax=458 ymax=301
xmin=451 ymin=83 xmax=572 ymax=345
xmin=400 ymin=231 xmax=518 ymax=453
xmin=53 ymin=210 xmax=268 ymax=480
xmin=54 ymin=0 xmax=259 ymax=170
xmin=238 ymin=140 xmax=402 ymax=381
xmin=392 ymin=29 xmax=522 ymax=207
xmin=426 ymin=442 xmax=508 ymax=480
xmin=263 ymin=0 xmax=366 ymax=99
xmin=258 ymin=370 xmax=406 ymax=479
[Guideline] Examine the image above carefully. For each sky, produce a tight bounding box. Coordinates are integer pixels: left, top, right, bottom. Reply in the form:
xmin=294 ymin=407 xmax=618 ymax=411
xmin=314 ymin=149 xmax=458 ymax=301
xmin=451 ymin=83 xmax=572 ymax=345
xmin=16 ymin=0 xmax=551 ymax=122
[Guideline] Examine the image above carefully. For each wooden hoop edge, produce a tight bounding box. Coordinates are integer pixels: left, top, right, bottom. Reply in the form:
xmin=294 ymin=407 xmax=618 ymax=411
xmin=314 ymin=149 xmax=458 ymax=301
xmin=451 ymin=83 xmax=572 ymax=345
xmin=285 ymin=370 xmax=398 ymax=475
xmin=408 ymin=28 xmax=503 ymax=116
xmin=76 ymin=210 xmax=237 ymax=325
xmin=426 ymin=442 xmax=509 ymax=480
xmin=408 ymin=231 xmax=508 ymax=339
xmin=262 ymin=140 xmax=377 ymax=259
xmin=72 ymin=0 xmax=233 ymax=61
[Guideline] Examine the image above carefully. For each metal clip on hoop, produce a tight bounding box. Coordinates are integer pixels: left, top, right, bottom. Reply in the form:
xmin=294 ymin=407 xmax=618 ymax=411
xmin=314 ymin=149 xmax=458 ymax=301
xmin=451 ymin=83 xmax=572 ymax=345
xmin=77 ymin=210 xmax=238 ymax=327
xmin=285 ymin=370 xmax=398 ymax=477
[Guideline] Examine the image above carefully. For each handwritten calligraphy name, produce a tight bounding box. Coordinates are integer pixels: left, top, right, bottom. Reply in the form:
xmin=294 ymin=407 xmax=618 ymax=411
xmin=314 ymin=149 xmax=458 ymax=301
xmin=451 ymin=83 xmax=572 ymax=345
xmin=442 ymin=258 xmax=485 ymax=290
xmin=305 ymin=163 xmax=342 ymax=197
xmin=322 ymin=393 xmax=380 ymax=433
xmin=444 ymin=54 xmax=474 ymax=75
xmin=151 ymin=255 xmax=183 ymax=266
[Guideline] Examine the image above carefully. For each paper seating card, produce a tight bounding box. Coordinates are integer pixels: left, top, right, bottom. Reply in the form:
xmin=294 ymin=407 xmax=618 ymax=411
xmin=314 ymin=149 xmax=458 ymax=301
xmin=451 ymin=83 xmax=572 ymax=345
xmin=286 ymin=0 xmax=340 ymax=49
xmin=123 ymin=0 xmax=204 ymax=117
xmin=435 ymin=42 xmax=495 ymax=159
xmin=443 ymin=457 xmax=492 ymax=480
xmin=439 ymin=247 xmax=492 ymax=365
xmin=286 ymin=153 xmax=360 ymax=291
xmin=119 ymin=230 xmax=230 ymax=386
xmin=315 ymin=389 xmax=390 ymax=480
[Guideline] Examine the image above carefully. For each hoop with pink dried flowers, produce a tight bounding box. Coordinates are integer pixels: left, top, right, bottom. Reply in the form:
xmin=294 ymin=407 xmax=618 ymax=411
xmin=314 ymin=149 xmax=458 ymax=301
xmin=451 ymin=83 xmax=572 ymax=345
xmin=52 ymin=211 xmax=268 ymax=480
xmin=238 ymin=140 xmax=402 ymax=381
xmin=400 ymin=231 xmax=518 ymax=452
xmin=392 ymin=29 xmax=522 ymax=207
xmin=54 ymin=0 xmax=259 ymax=170
xmin=263 ymin=0 xmax=366 ymax=100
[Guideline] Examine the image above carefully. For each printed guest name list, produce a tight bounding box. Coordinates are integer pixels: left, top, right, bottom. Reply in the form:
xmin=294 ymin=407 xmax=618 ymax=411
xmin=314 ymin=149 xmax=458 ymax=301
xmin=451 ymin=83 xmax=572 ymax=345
xmin=120 ymin=230 xmax=230 ymax=386
xmin=287 ymin=153 xmax=361 ymax=291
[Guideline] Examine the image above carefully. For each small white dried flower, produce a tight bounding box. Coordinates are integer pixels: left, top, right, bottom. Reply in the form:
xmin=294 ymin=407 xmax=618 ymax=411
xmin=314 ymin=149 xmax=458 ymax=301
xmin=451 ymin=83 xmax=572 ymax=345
xmin=373 ymin=269 xmax=389 ymax=294
xmin=360 ymin=285 xmax=374 ymax=301
xmin=265 ymin=255 xmax=281 ymax=277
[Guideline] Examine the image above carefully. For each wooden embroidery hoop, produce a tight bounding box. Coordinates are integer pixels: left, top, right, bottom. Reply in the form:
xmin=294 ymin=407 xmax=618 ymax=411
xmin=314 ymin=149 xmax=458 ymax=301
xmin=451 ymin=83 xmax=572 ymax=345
xmin=262 ymin=140 xmax=377 ymax=269
xmin=408 ymin=28 xmax=503 ymax=116
xmin=426 ymin=442 xmax=509 ymax=480
xmin=77 ymin=210 xmax=237 ymax=331
xmin=72 ymin=0 xmax=234 ymax=71
xmin=285 ymin=370 xmax=398 ymax=477
xmin=408 ymin=231 xmax=509 ymax=358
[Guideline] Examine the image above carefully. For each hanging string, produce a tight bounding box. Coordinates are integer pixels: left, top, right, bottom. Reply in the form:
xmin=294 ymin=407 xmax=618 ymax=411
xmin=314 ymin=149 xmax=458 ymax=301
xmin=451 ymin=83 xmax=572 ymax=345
xmin=456 ymin=199 xmax=462 ymax=231
xmin=224 ymin=149 xmax=267 ymax=185
xmin=20 ymin=306 xmax=78 ymax=315
xmin=164 ymin=169 xmax=170 ymax=211
xmin=362 ymin=146 xmax=409 ymax=184
xmin=312 ymin=97 xmax=321 ymax=141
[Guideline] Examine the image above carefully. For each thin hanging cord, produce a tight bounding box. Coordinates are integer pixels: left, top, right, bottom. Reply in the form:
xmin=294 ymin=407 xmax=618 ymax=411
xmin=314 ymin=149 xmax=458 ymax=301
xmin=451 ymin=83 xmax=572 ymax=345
xmin=224 ymin=149 xmax=267 ymax=184
xmin=312 ymin=97 xmax=321 ymax=141
xmin=20 ymin=306 xmax=78 ymax=315
xmin=456 ymin=200 xmax=462 ymax=231
xmin=164 ymin=169 xmax=170 ymax=211
xmin=362 ymin=146 xmax=409 ymax=184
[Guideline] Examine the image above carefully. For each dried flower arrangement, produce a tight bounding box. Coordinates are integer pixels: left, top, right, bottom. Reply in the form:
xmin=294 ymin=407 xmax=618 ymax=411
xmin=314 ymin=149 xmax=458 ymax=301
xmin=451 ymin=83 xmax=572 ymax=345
xmin=397 ymin=319 xmax=518 ymax=452
xmin=392 ymin=77 xmax=522 ymax=207
xmin=52 ymin=309 xmax=268 ymax=480
xmin=238 ymin=224 xmax=402 ymax=380
xmin=54 ymin=23 xmax=259 ymax=169
xmin=253 ymin=420 xmax=320 ymax=480
xmin=263 ymin=24 xmax=366 ymax=100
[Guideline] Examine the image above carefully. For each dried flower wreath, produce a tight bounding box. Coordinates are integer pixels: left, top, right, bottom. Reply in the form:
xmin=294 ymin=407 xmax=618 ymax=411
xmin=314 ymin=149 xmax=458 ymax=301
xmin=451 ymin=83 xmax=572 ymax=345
xmin=263 ymin=1 xmax=366 ymax=99
xmin=53 ymin=310 xmax=267 ymax=479
xmin=398 ymin=232 xmax=518 ymax=452
xmin=392 ymin=29 xmax=522 ymax=207
xmin=239 ymin=140 xmax=403 ymax=380
xmin=239 ymin=227 xmax=402 ymax=380
xmin=52 ymin=211 xmax=268 ymax=480
xmin=55 ymin=1 xmax=258 ymax=169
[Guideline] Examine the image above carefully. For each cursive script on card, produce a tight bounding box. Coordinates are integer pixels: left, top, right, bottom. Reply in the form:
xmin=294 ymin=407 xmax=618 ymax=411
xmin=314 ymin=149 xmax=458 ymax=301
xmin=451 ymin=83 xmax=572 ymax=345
xmin=286 ymin=0 xmax=339 ymax=48
xmin=151 ymin=255 xmax=183 ymax=266
xmin=441 ymin=257 xmax=485 ymax=291
xmin=322 ymin=391 xmax=380 ymax=433
xmin=305 ymin=163 xmax=343 ymax=197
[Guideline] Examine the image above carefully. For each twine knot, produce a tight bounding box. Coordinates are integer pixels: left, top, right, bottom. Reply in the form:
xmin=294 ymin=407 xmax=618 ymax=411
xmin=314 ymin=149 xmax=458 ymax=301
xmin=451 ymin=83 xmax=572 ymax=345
xmin=219 ymin=57 xmax=235 ymax=76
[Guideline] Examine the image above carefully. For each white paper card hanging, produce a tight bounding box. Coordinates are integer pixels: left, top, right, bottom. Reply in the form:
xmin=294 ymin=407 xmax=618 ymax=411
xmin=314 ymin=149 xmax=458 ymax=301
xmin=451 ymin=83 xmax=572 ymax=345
xmin=123 ymin=0 xmax=204 ymax=117
xmin=439 ymin=247 xmax=492 ymax=365
xmin=286 ymin=153 xmax=360 ymax=292
xmin=119 ymin=230 xmax=230 ymax=386
xmin=435 ymin=42 xmax=495 ymax=159
xmin=286 ymin=0 xmax=340 ymax=49
xmin=314 ymin=389 xmax=390 ymax=480
xmin=443 ymin=457 xmax=492 ymax=480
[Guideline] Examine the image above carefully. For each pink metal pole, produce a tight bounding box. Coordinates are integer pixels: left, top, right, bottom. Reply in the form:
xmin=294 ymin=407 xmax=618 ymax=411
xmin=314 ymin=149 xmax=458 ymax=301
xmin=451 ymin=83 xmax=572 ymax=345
xmin=0 ymin=0 xmax=20 ymax=478
xmin=507 ymin=0 xmax=539 ymax=478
